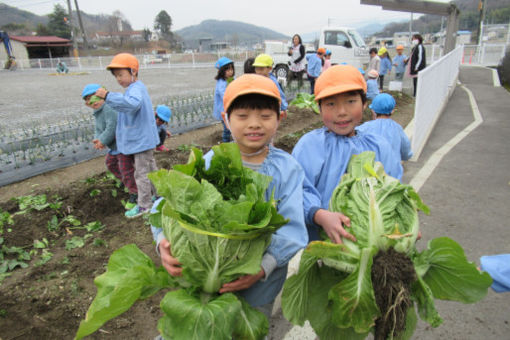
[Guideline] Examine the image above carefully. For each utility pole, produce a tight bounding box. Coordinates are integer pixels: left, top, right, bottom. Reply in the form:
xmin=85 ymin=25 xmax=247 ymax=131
xmin=476 ymin=0 xmax=485 ymax=46
xmin=65 ymin=0 xmax=79 ymax=58
xmin=409 ymin=12 xmax=413 ymax=45
xmin=74 ymin=0 xmax=89 ymax=54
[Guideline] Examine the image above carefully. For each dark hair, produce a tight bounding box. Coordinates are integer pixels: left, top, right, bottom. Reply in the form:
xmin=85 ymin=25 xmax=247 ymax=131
xmin=369 ymin=47 xmax=378 ymax=55
xmin=109 ymin=67 xmax=135 ymax=76
xmin=412 ymin=34 xmax=423 ymax=44
xmin=226 ymin=93 xmax=280 ymax=119
xmin=292 ymin=34 xmax=303 ymax=45
xmin=215 ymin=62 xmax=235 ymax=80
xmin=243 ymin=57 xmax=255 ymax=74
xmin=318 ymin=89 xmax=367 ymax=106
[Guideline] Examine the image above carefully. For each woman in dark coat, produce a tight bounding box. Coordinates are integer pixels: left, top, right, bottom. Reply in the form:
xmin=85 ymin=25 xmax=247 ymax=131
xmin=407 ymin=34 xmax=426 ymax=97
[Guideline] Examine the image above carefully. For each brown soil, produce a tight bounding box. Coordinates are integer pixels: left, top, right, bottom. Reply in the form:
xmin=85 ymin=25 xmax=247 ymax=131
xmin=0 ymin=95 xmax=414 ymax=340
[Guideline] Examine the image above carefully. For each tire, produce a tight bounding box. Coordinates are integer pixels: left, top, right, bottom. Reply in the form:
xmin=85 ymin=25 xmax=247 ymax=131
xmin=274 ymin=64 xmax=289 ymax=81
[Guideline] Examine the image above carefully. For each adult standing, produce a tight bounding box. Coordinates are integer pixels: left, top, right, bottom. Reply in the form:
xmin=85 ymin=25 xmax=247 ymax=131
xmin=407 ymin=34 xmax=426 ymax=97
xmin=288 ymin=34 xmax=306 ymax=88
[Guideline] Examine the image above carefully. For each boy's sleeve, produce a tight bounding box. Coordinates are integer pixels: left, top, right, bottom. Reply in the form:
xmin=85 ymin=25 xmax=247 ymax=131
xmin=376 ymin=137 xmax=403 ymax=180
xmin=96 ymin=105 xmax=117 ymax=146
xmin=400 ymin=128 xmax=413 ymax=161
xmin=278 ymin=83 xmax=288 ymax=111
xmin=292 ymin=136 xmax=324 ymax=226
xmin=262 ymin=161 xmax=308 ymax=279
xmin=106 ymin=85 xmax=143 ymax=114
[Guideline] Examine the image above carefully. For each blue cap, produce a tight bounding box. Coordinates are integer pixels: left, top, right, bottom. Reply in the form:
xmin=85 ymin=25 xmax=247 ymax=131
xmin=156 ymin=105 xmax=172 ymax=122
xmin=357 ymin=67 xmax=365 ymax=75
xmin=82 ymin=84 xmax=101 ymax=98
xmin=325 ymin=49 xmax=332 ymax=55
xmin=369 ymin=93 xmax=396 ymax=114
xmin=215 ymin=57 xmax=233 ymax=69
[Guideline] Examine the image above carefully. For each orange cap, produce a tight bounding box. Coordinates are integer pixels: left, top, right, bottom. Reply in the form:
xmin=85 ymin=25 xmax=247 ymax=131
xmin=223 ymin=74 xmax=281 ymax=112
xmin=396 ymin=45 xmax=404 ymax=50
xmin=314 ymin=65 xmax=367 ymax=101
xmin=106 ymin=53 xmax=139 ymax=72
xmin=317 ymin=48 xmax=326 ymax=55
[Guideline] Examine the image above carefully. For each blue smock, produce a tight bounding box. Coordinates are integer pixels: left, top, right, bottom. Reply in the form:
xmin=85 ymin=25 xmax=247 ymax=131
xmin=106 ymin=80 xmax=159 ymax=155
xmin=269 ymin=73 xmax=288 ymax=111
xmin=306 ymin=54 xmax=322 ymax=78
xmin=151 ymin=145 xmax=308 ymax=307
xmin=357 ymin=119 xmax=413 ymax=161
xmin=292 ymin=127 xmax=402 ymax=240
xmin=213 ymin=78 xmax=228 ymax=121
xmin=379 ymin=57 xmax=392 ymax=76
xmin=393 ymin=54 xmax=407 ymax=74
xmin=366 ymin=79 xmax=380 ymax=100
xmin=93 ymin=102 xmax=118 ymax=153
xmin=481 ymin=254 xmax=510 ymax=293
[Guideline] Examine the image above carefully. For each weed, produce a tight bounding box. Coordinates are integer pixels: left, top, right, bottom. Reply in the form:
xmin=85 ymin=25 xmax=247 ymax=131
xmin=35 ymin=249 xmax=53 ymax=266
xmin=89 ymin=189 xmax=101 ymax=197
xmin=93 ymin=238 xmax=107 ymax=247
xmin=65 ymin=236 xmax=85 ymax=250
xmin=60 ymin=256 xmax=70 ymax=265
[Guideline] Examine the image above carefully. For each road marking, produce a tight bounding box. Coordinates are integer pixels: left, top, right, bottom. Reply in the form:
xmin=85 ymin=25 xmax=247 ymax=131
xmin=409 ymin=84 xmax=483 ymax=192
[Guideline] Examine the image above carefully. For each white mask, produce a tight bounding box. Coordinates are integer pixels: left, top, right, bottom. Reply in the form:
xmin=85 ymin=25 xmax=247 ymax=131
xmin=412 ymin=39 xmax=419 ymax=46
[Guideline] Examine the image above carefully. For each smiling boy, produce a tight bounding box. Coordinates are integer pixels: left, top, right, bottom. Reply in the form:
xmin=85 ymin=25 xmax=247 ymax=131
xmin=292 ymin=65 xmax=402 ymax=244
xmin=151 ymin=74 xmax=308 ymax=332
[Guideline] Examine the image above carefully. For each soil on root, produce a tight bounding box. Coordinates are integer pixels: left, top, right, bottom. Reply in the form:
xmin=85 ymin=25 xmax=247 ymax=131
xmin=371 ymin=247 xmax=417 ymax=340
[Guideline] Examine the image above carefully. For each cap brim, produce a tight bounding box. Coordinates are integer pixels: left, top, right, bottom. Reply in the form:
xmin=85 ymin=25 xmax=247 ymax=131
xmin=106 ymin=62 xmax=130 ymax=70
xmin=315 ymin=84 xmax=365 ymax=101
xmin=225 ymin=88 xmax=281 ymax=111
xmin=252 ymin=62 xmax=271 ymax=67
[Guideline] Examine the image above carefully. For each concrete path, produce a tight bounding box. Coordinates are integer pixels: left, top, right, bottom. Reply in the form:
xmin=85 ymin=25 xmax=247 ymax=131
xmin=272 ymin=66 xmax=510 ymax=340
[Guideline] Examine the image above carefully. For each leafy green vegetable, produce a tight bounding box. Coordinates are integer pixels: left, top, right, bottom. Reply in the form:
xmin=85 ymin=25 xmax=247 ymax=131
xmin=76 ymin=143 xmax=287 ymax=340
xmin=290 ymin=92 xmax=320 ymax=114
xmin=282 ymin=151 xmax=492 ymax=340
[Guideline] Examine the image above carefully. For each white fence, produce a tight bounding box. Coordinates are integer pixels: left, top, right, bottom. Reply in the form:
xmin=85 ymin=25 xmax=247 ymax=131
xmin=411 ymin=45 xmax=463 ymax=160
xmin=1 ymin=51 xmax=256 ymax=72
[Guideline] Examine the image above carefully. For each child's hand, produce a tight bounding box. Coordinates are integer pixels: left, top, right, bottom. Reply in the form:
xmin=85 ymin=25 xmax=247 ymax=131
xmin=95 ymin=87 xmax=108 ymax=99
xmin=219 ymin=269 xmax=265 ymax=293
xmin=92 ymin=139 xmax=105 ymax=149
xmin=166 ymin=130 xmax=172 ymax=137
xmin=314 ymin=209 xmax=356 ymax=244
xmin=280 ymin=110 xmax=287 ymax=120
xmin=159 ymin=238 xmax=182 ymax=277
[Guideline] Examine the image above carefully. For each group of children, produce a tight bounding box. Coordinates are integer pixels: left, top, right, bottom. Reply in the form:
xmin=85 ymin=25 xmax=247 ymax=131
xmin=366 ymin=44 xmax=409 ymax=95
xmin=82 ymin=53 xmax=172 ymax=218
xmin=83 ymin=51 xmax=412 ymax=338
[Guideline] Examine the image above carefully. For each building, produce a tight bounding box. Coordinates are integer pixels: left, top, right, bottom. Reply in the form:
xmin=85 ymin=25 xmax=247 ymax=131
xmin=94 ymin=31 xmax=145 ymax=43
xmin=393 ymin=31 xmax=419 ymax=47
xmin=0 ymin=35 xmax=71 ymax=60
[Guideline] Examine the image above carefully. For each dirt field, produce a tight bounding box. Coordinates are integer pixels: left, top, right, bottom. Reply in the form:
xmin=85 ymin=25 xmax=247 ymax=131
xmin=0 ymin=95 xmax=414 ymax=339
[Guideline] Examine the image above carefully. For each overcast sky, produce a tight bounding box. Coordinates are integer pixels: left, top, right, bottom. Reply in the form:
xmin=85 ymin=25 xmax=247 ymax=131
xmin=4 ymin=0 xmax=449 ymax=35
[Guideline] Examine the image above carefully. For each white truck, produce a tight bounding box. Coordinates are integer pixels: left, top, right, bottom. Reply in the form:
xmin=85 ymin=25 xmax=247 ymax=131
xmin=267 ymin=26 xmax=369 ymax=81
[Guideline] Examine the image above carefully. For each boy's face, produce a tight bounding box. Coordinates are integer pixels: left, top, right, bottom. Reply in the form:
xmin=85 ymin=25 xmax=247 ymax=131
xmin=112 ymin=68 xmax=135 ymax=88
xmin=397 ymin=50 xmax=403 ymax=55
xmin=254 ymin=67 xmax=271 ymax=77
xmin=320 ymin=92 xmax=366 ymax=137
xmin=370 ymin=51 xmax=376 ymax=57
xmin=225 ymin=66 xmax=234 ymax=79
xmin=84 ymin=95 xmax=104 ymax=110
xmin=222 ymin=107 xmax=279 ymax=155
xmin=155 ymin=115 xmax=165 ymax=126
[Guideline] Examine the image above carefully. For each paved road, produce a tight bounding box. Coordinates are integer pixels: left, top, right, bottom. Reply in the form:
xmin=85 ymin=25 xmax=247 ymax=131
xmin=273 ymin=66 xmax=510 ymax=340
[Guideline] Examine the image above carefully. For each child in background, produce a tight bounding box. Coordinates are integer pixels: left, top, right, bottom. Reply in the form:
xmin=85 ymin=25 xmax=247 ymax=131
xmin=393 ymin=45 xmax=407 ymax=80
xmin=82 ymin=83 xmax=138 ymax=210
xmin=95 ymin=53 xmax=159 ymax=218
xmin=243 ymin=57 xmax=255 ymax=74
xmin=367 ymin=47 xmax=380 ymax=76
xmin=357 ymin=93 xmax=412 ymax=174
xmin=155 ymin=105 xmax=172 ymax=152
xmin=152 ymin=74 xmax=308 ymax=335
xmin=378 ymin=47 xmax=392 ymax=91
xmin=213 ymin=57 xmax=235 ymax=142
xmin=253 ymin=53 xmax=288 ymax=117
xmin=322 ymin=50 xmax=332 ymax=72
xmin=292 ymin=65 xmax=402 ymax=243
xmin=306 ymin=48 xmax=325 ymax=94
xmin=366 ymin=69 xmax=380 ymax=100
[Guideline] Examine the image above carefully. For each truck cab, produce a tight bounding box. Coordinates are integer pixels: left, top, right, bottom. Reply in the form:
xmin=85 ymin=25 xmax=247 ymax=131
xmin=319 ymin=26 xmax=369 ymax=69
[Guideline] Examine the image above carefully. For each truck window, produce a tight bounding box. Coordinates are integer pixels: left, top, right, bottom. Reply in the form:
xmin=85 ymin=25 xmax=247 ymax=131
xmin=324 ymin=31 xmax=350 ymax=47
xmin=348 ymin=30 xmax=366 ymax=48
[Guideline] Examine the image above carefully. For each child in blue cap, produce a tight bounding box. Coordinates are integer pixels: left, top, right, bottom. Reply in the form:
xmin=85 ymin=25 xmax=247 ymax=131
xmin=357 ymin=93 xmax=413 ymax=170
xmin=213 ymin=56 xmax=235 ymax=142
xmin=82 ymin=83 xmax=138 ymax=210
xmin=154 ymin=105 xmax=172 ymax=152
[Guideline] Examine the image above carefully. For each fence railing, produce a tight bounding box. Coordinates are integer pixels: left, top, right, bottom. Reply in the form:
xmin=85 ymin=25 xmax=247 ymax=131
xmin=411 ymin=45 xmax=463 ymax=161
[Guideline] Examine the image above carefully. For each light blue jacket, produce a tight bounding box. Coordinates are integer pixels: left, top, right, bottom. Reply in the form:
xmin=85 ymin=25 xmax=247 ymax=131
xmin=366 ymin=78 xmax=380 ymax=100
xmin=93 ymin=103 xmax=118 ymax=152
xmin=269 ymin=74 xmax=288 ymax=111
xmin=357 ymin=118 xmax=413 ymax=162
xmin=393 ymin=54 xmax=407 ymax=74
xmin=379 ymin=56 xmax=392 ymax=76
xmin=213 ymin=78 xmax=228 ymax=121
xmin=292 ymin=127 xmax=402 ymax=240
xmin=306 ymin=54 xmax=322 ymax=78
xmin=151 ymin=145 xmax=308 ymax=307
xmin=106 ymin=80 xmax=159 ymax=155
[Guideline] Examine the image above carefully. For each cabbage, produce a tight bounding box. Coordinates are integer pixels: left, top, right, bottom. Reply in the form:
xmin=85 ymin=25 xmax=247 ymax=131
xmin=281 ymin=151 xmax=492 ymax=340
xmin=75 ymin=143 xmax=288 ymax=340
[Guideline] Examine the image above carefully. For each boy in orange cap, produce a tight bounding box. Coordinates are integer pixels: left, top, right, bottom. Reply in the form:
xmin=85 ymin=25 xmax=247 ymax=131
xmin=306 ymin=47 xmax=325 ymax=94
xmin=393 ymin=45 xmax=407 ymax=80
xmin=95 ymin=53 xmax=160 ymax=218
xmin=292 ymin=65 xmax=402 ymax=243
xmin=151 ymin=74 xmax=307 ymax=335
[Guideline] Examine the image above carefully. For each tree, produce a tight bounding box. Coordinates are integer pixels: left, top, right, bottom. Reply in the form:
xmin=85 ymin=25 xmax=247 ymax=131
xmin=36 ymin=23 xmax=52 ymax=36
xmin=143 ymin=27 xmax=152 ymax=42
xmin=47 ymin=4 xmax=71 ymax=39
xmin=154 ymin=10 xmax=172 ymax=35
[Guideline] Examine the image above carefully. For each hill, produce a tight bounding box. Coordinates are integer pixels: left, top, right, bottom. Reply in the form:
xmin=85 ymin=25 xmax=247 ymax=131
xmin=175 ymin=19 xmax=289 ymax=49
xmin=0 ymin=3 xmax=47 ymax=30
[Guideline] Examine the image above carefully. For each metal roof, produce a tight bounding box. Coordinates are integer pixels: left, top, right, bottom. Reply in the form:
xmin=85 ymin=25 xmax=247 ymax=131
xmin=10 ymin=35 xmax=71 ymax=43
